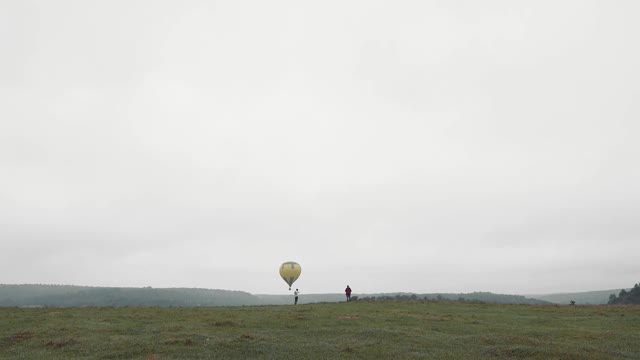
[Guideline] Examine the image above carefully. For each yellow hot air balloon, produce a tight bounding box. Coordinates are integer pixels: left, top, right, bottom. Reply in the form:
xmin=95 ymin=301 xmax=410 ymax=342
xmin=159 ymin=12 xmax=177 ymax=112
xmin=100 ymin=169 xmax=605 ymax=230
xmin=279 ymin=261 xmax=301 ymax=290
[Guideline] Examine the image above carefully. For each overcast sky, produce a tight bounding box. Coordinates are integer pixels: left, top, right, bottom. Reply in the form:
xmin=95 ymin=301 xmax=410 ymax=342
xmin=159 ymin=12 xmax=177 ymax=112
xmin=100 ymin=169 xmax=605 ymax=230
xmin=1 ymin=1 xmax=638 ymax=295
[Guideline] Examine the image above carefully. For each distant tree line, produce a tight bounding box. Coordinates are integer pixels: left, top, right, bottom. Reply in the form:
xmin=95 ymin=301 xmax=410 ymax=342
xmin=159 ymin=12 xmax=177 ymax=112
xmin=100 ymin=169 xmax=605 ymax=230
xmin=608 ymin=283 xmax=640 ymax=305
xmin=358 ymin=292 xmax=549 ymax=305
xmin=1 ymin=285 xmax=551 ymax=307
xmin=359 ymin=294 xmax=419 ymax=302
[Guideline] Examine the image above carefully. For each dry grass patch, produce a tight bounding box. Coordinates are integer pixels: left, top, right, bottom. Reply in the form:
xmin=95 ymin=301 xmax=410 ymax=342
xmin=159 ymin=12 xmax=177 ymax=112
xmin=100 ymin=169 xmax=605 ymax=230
xmin=10 ymin=331 xmax=35 ymax=343
xmin=240 ymin=333 xmax=257 ymax=340
xmin=45 ymin=338 xmax=78 ymax=348
xmin=213 ymin=320 xmax=238 ymax=327
xmin=164 ymin=338 xmax=195 ymax=346
xmin=337 ymin=315 xmax=359 ymax=320
xmin=338 ymin=344 xmax=356 ymax=353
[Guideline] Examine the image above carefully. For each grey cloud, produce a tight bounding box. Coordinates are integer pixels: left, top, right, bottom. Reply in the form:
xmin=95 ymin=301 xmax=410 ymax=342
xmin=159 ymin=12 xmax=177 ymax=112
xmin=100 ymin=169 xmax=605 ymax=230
xmin=1 ymin=1 xmax=638 ymax=295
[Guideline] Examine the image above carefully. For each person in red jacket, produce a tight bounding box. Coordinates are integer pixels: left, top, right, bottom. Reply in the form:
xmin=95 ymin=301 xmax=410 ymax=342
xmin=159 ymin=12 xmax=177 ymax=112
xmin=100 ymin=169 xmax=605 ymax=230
xmin=345 ymin=285 xmax=352 ymax=302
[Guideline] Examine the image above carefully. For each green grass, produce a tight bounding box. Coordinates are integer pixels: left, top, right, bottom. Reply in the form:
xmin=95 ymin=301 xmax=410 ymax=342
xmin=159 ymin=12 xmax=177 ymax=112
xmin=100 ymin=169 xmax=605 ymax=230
xmin=1 ymin=301 xmax=639 ymax=359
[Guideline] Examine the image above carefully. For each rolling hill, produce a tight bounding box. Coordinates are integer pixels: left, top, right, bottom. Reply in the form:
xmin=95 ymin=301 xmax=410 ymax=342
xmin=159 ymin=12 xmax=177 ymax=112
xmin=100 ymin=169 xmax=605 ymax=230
xmin=527 ymin=289 xmax=626 ymax=305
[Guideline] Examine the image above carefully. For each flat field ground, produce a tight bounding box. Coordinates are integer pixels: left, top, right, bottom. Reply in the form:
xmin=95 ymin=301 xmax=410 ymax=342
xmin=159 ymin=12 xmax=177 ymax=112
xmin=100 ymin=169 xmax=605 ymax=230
xmin=1 ymin=301 xmax=639 ymax=359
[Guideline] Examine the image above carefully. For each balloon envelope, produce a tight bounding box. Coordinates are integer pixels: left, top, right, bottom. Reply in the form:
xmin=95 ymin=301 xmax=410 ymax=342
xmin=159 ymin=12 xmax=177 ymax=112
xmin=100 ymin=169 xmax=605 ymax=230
xmin=279 ymin=261 xmax=301 ymax=290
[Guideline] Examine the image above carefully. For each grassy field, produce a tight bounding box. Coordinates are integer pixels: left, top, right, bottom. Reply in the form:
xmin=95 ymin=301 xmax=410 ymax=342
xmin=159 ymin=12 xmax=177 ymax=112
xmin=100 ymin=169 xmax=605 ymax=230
xmin=1 ymin=301 xmax=639 ymax=359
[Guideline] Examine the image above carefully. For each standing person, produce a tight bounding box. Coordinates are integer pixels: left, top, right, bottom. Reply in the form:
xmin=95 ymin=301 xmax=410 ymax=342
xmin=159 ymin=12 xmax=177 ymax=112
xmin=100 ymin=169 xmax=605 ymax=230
xmin=294 ymin=289 xmax=299 ymax=305
xmin=345 ymin=285 xmax=352 ymax=302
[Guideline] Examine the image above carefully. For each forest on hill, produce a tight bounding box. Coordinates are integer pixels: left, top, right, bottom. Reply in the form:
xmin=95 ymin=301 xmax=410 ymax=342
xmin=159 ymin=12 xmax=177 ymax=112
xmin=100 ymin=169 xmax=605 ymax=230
xmin=608 ymin=283 xmax=640 ymax=305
